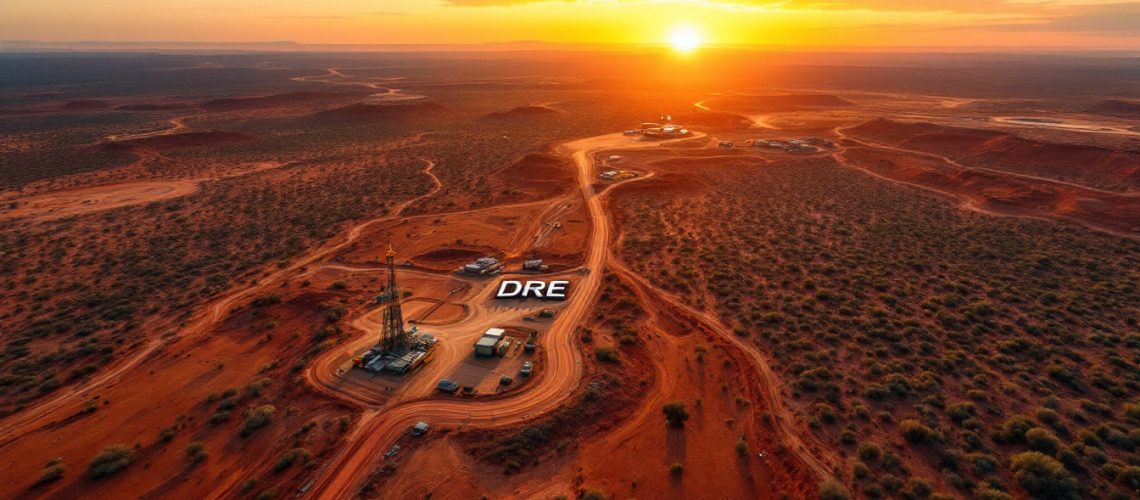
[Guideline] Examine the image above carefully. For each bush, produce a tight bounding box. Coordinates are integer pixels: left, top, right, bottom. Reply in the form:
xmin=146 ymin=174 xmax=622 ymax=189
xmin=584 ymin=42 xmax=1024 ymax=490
xmin=87 ymin=444 xmax=132 ymax=479
xmin=1124 ymin=402 xmax=1140 ymax=422
xmin=594 ymin=347 xmax=620 ymax=363
xmin=33 ymin=463 xmax=64 ymax=487
xmin=1009 ymin=451 xmax=1078 ymax=500
xmin=1025 ymin=428 xmax=1061 ymax=455
xmin=975 ymin=488 xmax=1013 ymax=500
xmin=999 ymin=416 xmax=1035 ymax=444
xmin=735 ymin=436 xmax=750 ymax=456
xmin=662 ymin=401 xmax=690 ymax=428
xmin=1120 ymin=465 xmax=1140 ymax=489
xmin=901 ymin=419 xmax=936 ymax=444
xmin=670 ymin=462 xmax=684 ymax=476
xmin=242 ymin=405 xmax=275 ymax=437
xmin=819 ymin=479 xmax=850 ymax=500
xmin=185 ymin=441 xmax=208 ymax=466
xmin=273 ymin=448 xmax=311 ymax=472
xmin=857 ymin=442 xmax=882 ymax=461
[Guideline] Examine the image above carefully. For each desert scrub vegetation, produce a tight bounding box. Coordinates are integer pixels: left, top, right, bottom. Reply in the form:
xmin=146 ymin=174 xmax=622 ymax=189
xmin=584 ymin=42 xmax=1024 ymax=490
xmin=612 ymin=158 xmax=1140 ymax=498
xmin=87 ymin=444 xmax=132 ymax=479
xmin=662 ymin=401 xmax=690 ymax=428
xmin=0 ymin=154 xmax=433 ymax=415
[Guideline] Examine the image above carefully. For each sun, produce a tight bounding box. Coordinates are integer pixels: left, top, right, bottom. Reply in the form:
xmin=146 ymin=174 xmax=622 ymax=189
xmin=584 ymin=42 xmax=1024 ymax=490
xmin=668 ymin=25 xmax=702 ymax=54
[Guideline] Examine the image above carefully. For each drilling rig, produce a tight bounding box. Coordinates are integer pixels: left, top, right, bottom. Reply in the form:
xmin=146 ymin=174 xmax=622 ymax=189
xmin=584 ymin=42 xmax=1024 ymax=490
xmin=376 ymin=244 xmax=411 ymax=354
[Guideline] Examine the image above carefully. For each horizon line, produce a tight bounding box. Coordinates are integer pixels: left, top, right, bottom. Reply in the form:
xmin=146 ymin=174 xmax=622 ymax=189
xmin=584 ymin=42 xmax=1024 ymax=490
xmin=2 ymin=39 xmax=1139 ymax=56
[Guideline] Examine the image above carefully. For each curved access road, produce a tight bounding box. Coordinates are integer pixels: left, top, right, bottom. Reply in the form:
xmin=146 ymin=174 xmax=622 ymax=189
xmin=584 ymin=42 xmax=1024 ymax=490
xmin=0 ymin=159 xmax=441 ymax=446
xmin=295 ymin=132 xmax=706 ymax=499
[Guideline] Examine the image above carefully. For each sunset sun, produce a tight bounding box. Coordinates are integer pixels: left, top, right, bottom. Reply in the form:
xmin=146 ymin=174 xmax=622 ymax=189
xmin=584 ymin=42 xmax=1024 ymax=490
xmin=668 ymin=25 xmax=702 ymax=53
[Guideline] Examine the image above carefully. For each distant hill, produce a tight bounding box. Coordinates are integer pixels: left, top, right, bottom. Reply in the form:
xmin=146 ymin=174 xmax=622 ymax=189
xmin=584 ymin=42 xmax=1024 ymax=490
xmin=708 ymin=93 xmax=855 ymax=113
xmin=199 ymin=91 xmax=351 ymax=112
xmin=478 ymin=105 xmax=562 ymax=121
xmin=60 ymin=100 xmax=112 ymax=111
xmin=1089 ymin=99 xmax=1140 ymax=119
xmin=845 ymin=118 xmax=1140 ymax=191
xmin=115 ymin=102 xmax=194 ymax=112
xmin=105 ymin=131 xmax=253 ymax=151
xmin=307 ymin=102 xmax=450 ymax=124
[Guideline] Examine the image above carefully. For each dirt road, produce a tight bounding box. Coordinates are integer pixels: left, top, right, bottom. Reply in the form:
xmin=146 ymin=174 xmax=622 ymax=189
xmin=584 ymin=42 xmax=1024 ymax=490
xmin=292 ymin=132 xmax=719 ymax=499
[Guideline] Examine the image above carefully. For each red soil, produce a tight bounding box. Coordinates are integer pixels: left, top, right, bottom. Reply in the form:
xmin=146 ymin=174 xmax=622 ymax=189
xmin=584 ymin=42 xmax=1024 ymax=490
xmin=309 ymin=102 xmax=450 ymax=123
xmin=845 ymin=118 xmax=1140 ymax=191
xmin=1089 ymin=99 xmax=1140 ymax=119
xmin=105 ymin=131 xmax=253 ymax=151
xmin=60 ymin=100 xmax=112 ymax=111
xmin=478 ymin=105 xmax=562 ymax=121
xmin=672 ymin=109 xmax=754 ymax=131
xmin=199 ymin=91 xmax=350 ymax=112
xmin=493 ymin=152 xmax=578 ymax=200
xmin=838 ymin=146 xmax=1140 ymax=238
xmin=707 ymin=93 xmax=855 ymax=112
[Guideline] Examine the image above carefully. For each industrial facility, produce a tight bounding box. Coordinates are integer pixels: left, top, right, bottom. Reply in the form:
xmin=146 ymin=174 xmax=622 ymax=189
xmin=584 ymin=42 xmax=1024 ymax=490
xmin=623 ymin=119 xmax=691 ymax=140
xmin=459 ymin=257 xmax=502 ymax=275
xmin=751 ymin=137 xmax=835 ymax=154
xmin=353 ymin=245 xmax=438 ymax=374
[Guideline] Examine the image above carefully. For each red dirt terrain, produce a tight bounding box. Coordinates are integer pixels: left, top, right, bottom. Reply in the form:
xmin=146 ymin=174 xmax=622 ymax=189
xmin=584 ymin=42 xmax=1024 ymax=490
xmin=478 ymin=105 xmax=563 ymax=122
xmin=844 ymin=118 xmax=1140 ymax=191
xmin=3 ymin=51 xmax=1139 ymax=500
xmin=837 ymin=146 xmax=1140 ymax=238
xmin=704 ymin=93 xmax=855 ymax=113
xmin=104 ymin=131 xmax=254 ymax=151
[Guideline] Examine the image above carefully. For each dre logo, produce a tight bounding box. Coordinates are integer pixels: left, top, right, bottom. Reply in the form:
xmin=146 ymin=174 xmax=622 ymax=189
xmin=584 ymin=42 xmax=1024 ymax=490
xmin=496 ymin=280 xmax=569 ymax=300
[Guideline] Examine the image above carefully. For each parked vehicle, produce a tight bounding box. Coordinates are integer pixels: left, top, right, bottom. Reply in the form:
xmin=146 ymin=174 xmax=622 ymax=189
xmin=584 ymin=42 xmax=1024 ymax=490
xmin=411 ymin=421 xmax=430 ymax=436
xmin=437 ymin=379 xmax=460 ymax=393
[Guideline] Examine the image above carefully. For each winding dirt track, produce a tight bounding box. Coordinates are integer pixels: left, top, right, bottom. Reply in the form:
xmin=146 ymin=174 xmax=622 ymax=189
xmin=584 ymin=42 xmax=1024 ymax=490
xmin=0 ymin=159 xmax=441 ymax=447
xmin=289 ymin=133 xmax=750 ymax=499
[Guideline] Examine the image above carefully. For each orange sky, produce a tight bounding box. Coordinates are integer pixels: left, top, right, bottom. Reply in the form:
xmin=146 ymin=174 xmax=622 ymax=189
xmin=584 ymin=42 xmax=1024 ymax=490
xmin=2 ymin=0 xmax=1139 ymax=50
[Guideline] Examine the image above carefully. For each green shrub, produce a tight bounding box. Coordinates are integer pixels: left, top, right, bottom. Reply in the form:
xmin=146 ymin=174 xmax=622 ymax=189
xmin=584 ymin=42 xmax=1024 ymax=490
xmin=819 ymin=479 xmax=850 ymax=500
xmin=901 ymin=419 xmax=936 ymax=444
xmin=87 ymin=444 xmax=132 ymax=479
xmin=242 ymin=405 xmax=275 ymax=436
xmin=1025 ymin=428 xmax=1061 ymax=455
xmin=594 ymin=347 xmax=620 ymax=363
xmin=273 ymin=448 xmax=311 ymax=472
xmin=662 ymin=402 xmax=690 ymax=428
xmin=670 ymin=462 xmax=684 ymax=476
xmin=1009 ymin=451 xmax=1078 ymax=500
xmin=33 ymin=463 xmax=64 ymax=487
xmin=858 ymin=442 xmax=882 ymax=461
xmin=185 ymin=441 xmax=208 ymax=465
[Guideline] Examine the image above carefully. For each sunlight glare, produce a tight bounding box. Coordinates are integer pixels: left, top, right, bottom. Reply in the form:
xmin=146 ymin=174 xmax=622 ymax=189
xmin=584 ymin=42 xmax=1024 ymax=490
xmin=668 ymin=25 xmax=702 ymax=54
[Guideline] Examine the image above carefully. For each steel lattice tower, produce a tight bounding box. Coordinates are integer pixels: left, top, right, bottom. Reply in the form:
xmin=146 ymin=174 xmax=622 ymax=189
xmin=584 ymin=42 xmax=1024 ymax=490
xmin=378 ymin=244 xmax=409 ymax=353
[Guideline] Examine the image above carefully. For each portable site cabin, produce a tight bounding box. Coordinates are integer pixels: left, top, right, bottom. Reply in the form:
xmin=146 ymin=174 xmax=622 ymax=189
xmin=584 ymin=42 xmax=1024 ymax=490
xmin=495 ymin=337 xmax=511 ymax=356
xmin=474 ymin=328 xmax=506 ymax=357
xmin=474 ymin=336 xmax=498 ymax=357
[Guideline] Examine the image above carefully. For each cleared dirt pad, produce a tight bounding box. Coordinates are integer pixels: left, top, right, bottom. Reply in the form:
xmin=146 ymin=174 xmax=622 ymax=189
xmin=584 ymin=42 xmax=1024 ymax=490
xmin=2 ymin=180 xmax=198 ymax=220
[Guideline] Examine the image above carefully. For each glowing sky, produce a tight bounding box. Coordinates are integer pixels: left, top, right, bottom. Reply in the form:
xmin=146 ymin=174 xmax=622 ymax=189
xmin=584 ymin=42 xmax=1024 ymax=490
xmin=2 ymin=0 xmax=1139 ymax=49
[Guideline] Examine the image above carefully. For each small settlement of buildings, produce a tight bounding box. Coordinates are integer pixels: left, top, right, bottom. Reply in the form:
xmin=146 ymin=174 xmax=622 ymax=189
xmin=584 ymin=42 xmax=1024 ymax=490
xmin=750 ymin=137 xmax=835 ymax=154
xmin=623 ymin=119 xmax=691 ymax=140
xmin=460 ymin=257 xmax=502 ymax=275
